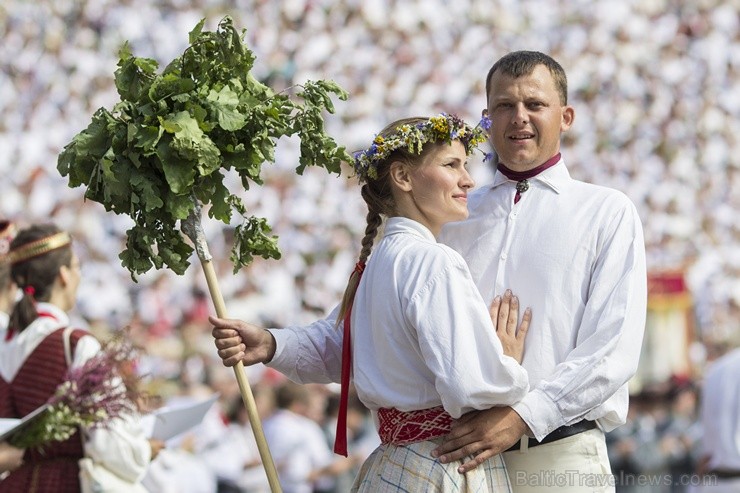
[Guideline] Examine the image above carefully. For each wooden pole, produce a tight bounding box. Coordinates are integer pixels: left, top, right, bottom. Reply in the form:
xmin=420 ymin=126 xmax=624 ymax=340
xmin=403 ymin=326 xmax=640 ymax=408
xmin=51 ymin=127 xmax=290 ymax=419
xmin=200 ymin=257 xmax=283 ymax=493
xmin=182 ymin=203 xmax=281 ymax=492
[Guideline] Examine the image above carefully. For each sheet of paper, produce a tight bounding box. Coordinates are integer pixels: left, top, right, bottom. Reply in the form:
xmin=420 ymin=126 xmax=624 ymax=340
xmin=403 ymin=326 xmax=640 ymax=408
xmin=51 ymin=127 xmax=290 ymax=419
xmin=0 ymin=419 xmax=21 ymax=436
xmin=146 ymin=393 xmax=219 ymax=441
xmin=0 ymin=404 xmax=50 ymax=442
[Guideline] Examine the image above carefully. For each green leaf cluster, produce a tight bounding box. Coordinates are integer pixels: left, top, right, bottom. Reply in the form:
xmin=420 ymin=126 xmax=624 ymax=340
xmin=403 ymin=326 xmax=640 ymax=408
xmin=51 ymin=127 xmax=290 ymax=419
xmin=58 ymin=16 xmax=351 ymax=278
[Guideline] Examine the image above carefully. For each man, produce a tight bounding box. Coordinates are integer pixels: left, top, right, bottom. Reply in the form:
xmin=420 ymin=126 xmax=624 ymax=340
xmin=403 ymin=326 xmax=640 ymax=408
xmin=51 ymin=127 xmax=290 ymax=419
xmin=698 ymin=347 xmax=740 ymax=493
xmin=212 ymin=51 xmax=647 ymax=493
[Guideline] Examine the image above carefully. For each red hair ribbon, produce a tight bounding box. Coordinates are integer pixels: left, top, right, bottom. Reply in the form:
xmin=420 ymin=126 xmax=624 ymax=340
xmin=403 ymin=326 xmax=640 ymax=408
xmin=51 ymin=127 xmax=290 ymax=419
xmin=23 ymin=285 xmax=35 ymax=297
xmin=333 ymin=260 xmax=366 ymax=456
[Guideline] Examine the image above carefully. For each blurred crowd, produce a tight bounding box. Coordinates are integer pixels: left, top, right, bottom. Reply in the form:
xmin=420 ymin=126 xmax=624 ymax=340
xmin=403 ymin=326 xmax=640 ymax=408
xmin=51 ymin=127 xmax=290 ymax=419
xmin=606 ymin=377 xmax=703 ymax=493
xmin=1 ymin=0 xmax=739 ymax=491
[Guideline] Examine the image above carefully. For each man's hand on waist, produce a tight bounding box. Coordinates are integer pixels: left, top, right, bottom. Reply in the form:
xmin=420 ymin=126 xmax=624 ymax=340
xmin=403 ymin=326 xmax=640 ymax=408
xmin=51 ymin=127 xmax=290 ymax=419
xmin=432 ymin=406 xmax=530 ymax=474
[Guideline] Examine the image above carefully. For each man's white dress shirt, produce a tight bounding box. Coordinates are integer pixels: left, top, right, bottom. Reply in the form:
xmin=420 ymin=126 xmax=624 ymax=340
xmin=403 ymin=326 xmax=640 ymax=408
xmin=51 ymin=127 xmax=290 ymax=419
xmin=440 ymin=160 xmax=647 ymax=439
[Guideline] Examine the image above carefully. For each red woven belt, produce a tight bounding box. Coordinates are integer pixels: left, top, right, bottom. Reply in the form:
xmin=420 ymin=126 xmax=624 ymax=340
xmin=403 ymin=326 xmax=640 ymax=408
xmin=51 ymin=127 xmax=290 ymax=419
xmin=377 ymin=406 xmax=453 ymax=445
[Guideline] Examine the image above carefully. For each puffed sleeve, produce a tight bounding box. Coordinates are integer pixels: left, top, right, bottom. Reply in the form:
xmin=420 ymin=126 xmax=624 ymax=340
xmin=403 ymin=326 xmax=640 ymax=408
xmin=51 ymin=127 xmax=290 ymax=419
xmin=83 ymin=412 xmax=152 ymax=483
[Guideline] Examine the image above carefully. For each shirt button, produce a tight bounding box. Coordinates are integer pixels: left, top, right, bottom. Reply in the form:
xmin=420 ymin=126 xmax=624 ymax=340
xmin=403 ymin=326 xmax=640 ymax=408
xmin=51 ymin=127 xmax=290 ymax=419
xmin=501 ymin=252 xmax=507 ymax=260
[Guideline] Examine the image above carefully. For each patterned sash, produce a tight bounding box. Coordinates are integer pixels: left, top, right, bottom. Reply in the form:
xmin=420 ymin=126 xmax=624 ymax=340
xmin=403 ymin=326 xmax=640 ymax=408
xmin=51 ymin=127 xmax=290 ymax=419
xmin=377 ymin=406 xmax=452 ymax=445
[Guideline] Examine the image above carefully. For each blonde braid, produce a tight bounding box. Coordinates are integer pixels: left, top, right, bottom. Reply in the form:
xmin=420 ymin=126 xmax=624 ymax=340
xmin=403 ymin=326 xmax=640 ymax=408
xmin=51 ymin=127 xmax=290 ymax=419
xmin=336 ymin=187 xmax=384 ymax=325
xmin=358 ymin=187 xmax=384 ymax=263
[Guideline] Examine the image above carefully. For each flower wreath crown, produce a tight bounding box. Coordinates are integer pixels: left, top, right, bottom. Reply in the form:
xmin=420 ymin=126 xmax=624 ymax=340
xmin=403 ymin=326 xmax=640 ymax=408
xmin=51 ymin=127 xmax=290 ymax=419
xmin=352 ymin=113 xmax=491 ymax=183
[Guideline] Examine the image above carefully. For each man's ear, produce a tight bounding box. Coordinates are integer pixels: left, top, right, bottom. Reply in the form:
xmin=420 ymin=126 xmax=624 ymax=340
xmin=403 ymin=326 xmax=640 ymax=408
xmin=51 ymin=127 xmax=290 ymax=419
xmin=389 ymin=161 xmax=413 ymax=192
xmin=561 ymin=105 xmax=575 ymax=132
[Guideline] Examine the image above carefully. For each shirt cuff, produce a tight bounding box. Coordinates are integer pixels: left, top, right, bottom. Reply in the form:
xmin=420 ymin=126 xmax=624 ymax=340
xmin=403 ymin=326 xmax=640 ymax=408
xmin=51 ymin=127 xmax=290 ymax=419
xmin=511 ymin=388 xmax=565 ymax=442
xmin=265 ymin=328 xmax=293 ymax=372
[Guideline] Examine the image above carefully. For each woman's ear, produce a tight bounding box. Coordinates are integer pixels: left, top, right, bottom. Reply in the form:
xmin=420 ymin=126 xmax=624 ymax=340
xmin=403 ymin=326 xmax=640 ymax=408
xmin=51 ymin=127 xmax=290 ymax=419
xmin=57 ymin=265 xmax=70 ymax=287
xmin=389 ymin=161 xmax=413 ymax=192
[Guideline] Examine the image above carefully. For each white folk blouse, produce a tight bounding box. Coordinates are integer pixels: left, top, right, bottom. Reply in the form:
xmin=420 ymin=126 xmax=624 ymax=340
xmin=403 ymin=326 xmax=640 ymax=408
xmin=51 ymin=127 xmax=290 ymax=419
xmin=275 ymin=217 xmax=529 ymax=423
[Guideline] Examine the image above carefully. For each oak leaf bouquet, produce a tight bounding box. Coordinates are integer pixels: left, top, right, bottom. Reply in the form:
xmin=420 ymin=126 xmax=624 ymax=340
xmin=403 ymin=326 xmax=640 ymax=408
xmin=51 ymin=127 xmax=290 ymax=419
xmin=57 ymin=16 xmax=352 ymax=492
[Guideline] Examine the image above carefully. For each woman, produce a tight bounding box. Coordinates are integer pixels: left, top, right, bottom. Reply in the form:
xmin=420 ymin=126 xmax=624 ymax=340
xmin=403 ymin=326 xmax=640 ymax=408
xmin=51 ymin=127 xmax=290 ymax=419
xmin=0 ymin=224 xmax=155 ymax=492
xmin=213 ymin=114 xmax=531 ymax=492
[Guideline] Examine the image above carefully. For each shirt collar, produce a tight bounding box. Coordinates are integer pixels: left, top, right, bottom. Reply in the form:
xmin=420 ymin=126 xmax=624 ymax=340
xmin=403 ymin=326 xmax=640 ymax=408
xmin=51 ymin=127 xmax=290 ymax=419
xmin=491 ymin=157 xmax=571 ymax=194
xmin=384 ymin=216 xmax=437 ymax=242
xmin=34 ymin=302 xmax=70 ymax=326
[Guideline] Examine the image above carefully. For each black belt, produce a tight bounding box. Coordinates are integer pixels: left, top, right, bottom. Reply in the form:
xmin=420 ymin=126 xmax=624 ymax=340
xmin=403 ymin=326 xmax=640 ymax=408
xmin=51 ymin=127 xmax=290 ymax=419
xmin=504 ymin=420 xmax=597 ymax=453
xmin=709 ymin=469 xmax=740 ymax=479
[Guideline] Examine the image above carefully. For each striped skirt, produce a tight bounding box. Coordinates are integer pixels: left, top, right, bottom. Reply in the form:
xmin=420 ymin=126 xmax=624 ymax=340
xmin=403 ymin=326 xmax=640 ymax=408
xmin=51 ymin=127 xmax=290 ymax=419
xmin=351 ymin=437 xmax=512 ymax=493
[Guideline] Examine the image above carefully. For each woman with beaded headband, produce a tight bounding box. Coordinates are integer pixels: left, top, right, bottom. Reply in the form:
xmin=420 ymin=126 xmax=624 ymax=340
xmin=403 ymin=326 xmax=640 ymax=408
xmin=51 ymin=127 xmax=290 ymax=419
xmin=0 ymin=224 xmax=156 ymax=492
xmin=212 ymin=114 xmax=532 ymax=492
